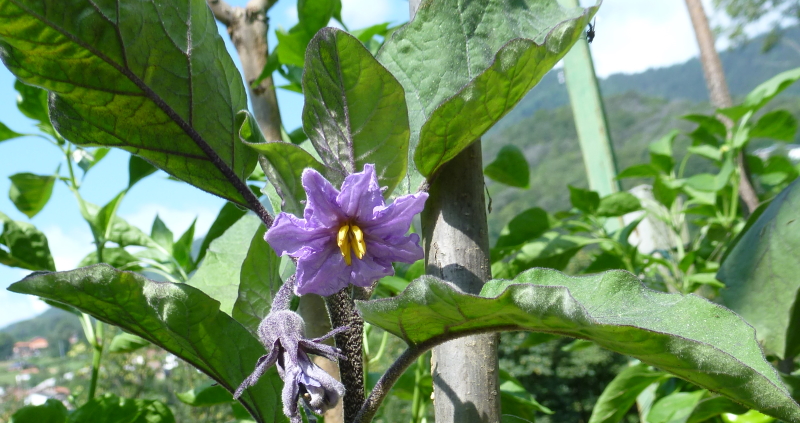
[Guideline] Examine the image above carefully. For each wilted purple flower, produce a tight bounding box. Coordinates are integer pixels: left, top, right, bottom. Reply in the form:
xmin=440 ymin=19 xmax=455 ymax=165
xmin=234 ymin=310 xmax=347 ymax=423
xmin=266 ymin=164 xmax=428 ymax=296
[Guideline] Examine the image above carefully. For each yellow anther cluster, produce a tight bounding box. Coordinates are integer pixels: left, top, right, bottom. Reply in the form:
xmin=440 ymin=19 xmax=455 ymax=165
xmin=337 ymin=224 xmax=367 ymax=266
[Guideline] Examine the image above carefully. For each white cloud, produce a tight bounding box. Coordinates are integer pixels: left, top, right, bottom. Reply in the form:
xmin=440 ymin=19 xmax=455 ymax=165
xmin=42 ymin=225 xmax=95 ymax=271
xmin=341 ymin=0 xmax=397 ymax=28
xmin=120 ymin=203 xmax=219 ymax=239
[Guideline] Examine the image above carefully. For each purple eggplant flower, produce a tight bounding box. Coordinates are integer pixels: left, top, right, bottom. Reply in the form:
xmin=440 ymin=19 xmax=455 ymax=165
xmin=234 ymin=310 xmax=347 ymax=423
xmin=266 ymin=164 xmax=428 ymax=296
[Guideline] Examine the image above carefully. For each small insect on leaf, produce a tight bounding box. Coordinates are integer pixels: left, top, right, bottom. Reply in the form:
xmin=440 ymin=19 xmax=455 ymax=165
xmin=587 ymin=18 xmax=596 ymax=43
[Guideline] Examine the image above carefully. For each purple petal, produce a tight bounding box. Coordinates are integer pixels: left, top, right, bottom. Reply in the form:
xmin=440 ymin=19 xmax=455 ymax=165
xmin=265 ymin=213 xmax=334 ymax=257
xmin=302 ymin=169 xmax=345 ymax=227
xmin=282 ymin=365 xmax=301 ymax=417
xmin=295 ymin=245 xmax=350 ymax=296
xmin=362 ymin=192 xmax=428 ymax=238
xmin=337 ymin=164 xmax=385 ymax=221
xmin=349 ymin=255 xmax=394 ymax=287
xmin=367 ymin=233 xmax=424 ymax=264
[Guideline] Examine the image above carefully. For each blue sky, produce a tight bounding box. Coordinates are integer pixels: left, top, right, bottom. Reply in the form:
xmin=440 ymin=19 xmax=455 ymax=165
xmin=0 ymin=0 xmax=757 ymax=328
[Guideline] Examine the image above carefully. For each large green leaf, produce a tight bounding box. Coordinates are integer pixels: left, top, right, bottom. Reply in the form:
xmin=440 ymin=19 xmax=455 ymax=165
xmin=238 ymin=111 xmax=327 ymax=216
xmin=0 ymin=211 xmax=55 ymax=271
xmin=9 ymin=399 xmax=67 ymax=423
xmin=8 ymin=172 xmax=56 ymax=218
xmin=188 ymin=214 xmax=263 ymax=315
xmin=232 ymin=224 xmax=282 ymax=337
xmin=377 ymin=0 xmax=597 ymax=185
xmin=8 ymin=265 xmax=285 ymax=423
xmin=302 ymin=28 xmax=410 ymax=195
xmin=67 ymin=393 xmax=174 ymax=423
xmin=718 ymin=178 xmax=800 ymax=359
xmin=0 ymin=0 xmax=257 ymax=205
xmin=589 ymin=363 xmax=668 ymax=423
xmin=358 ymin=270 xmax=800 ymax=422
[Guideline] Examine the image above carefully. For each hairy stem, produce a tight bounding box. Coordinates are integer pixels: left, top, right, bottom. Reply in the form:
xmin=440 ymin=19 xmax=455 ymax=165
xmin=325 ymin=289 xmax=365 ymax=422
xmin=87 ymin=319 xmax=104 ymax=401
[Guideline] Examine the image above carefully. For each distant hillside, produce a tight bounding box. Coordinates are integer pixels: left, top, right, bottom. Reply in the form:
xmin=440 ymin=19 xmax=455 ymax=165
xmin=492 ymin=26 xmax=800 ymax=134
xmin=0 ymin=307 xmax=82 ymax=357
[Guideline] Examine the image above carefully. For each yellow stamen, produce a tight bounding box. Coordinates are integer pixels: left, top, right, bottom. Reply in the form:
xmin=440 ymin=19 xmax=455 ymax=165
xmin=336 ymin=223 xmax=367 ymax=265
xmin=337 ymin=225 xmax=352 ymax=266
xmin=350 ymin=225 xmax=366 ymax=259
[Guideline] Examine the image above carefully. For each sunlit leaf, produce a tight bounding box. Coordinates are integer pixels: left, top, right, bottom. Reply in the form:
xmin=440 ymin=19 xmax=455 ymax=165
xmin=378 ymin=0 xmax=597 ymax=190
xmin=108 ymin=333 xmax=149 ymax=354
xmin=302 ymin=28 xmax=410 ymax=195
xmin=67 ymin=393 xmax=174 ymax=423
xmin=719 ymin=178 xmax=800 ymax=359
xmin=9 ymin=398 xmax=67 ymax=423
xmin=232 ymin=224 xmax=282 ymax=337
xmin=596 ymin=192 xmax=641 ymax=217
xmin=0 ymin=211 xmax=55 ymax=271
xmin=9 ymin=265 xmax=285 ymax=423
xmin=358 ymin=270 xmax=800 ymax=422
xmin=0 ymin=0 xmax=258 ymax=205
xmin=177 ymin=382 xmax=234 ymax=407
xmin=9 ymin=172 xmax=56 ymax=218
xmin=189 ymin=215 xmax=262 ymax=315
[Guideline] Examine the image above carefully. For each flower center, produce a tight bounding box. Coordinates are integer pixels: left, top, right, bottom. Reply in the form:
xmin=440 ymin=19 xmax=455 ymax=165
xmin=336 ymin=223 xmax=367 ymax=266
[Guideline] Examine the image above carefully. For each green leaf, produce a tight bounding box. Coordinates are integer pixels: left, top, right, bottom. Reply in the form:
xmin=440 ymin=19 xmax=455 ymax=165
xmin=653 ymin=176 xmax=679 ymax=208
xmin=108 ymin=332 xmax=150 ymax=354
xmin=358 ymin=270 xmax=800 ymax=422
xmin=13 ymin=79 xmax=58 ymax=139
xmin=73 ymin=148 xmax=110 ymax=174
xmin=350 ymin=22 xmax=392 ymax=44
xmin=276 ymin=29 xmax=311 ymax=68
xmin=720 ymin=67 xmax=800 ymax=120
xmin=302 ymin=28 xmax=410 ymax=195
xmin=597 ymin=192 xmax=641 ymax=217
xmin=687 ymin=397 xmax=749 ymax=423
xmin=685 ymin=273 xmax=725 ymax=292
xmin=67 ymin=393 xmax=174 ymax=423
xmin=9 ymin=172 xmax=56 ymax=218
xmin=682 ymin=114 xmax=727 ymax=138
xmin=493 ymin=232 xmax=595 ymax=278
xmin=78 ymin=247 xmax=141 ymax=270
xmin=231 ymin=223 xmax=282 ymax=337
xmin=129 ymin=155 xmax=158 ymax=188
xmin=9 ymin=266 xmax=285 ymax=423
xmin=500 ymin=369 xmax=553 ymax=420
xmin=718 ymin=178 xmax=800 ymax=359
xmin=647 ymin=391 xmax=705 ymax=423
xmin=0 ymin=211 xmax=55 ymax=271
xmin=106 ymin=213 xmax=160 ymax=250
xmin=750 ymin=110 xmax=798 ymax=142
xmin=81 ymin=192 xmax=127 ymax=244
xmin=173 ymin=219 xmax=196 ymax=271
xmin=588 ymin=363 xmax=668 ymax=423
xmin=239 ymin=111 xmax=327 ymax=215
xmin=189 ymin=215 xmax=262 ymax=316
xmin=569 ymin=185 xmax=600 ymax=214
xmin=649 ymin=130 xmax=679 ymax=174
xmin=378 ymin=0 xmax=596 ymax=190
xmin=195 ymin=202 xmax=248 ymax=268
xmin=177 ymin=382 xmax=234 ymax=407
xmin=0 ymin=120 xmax=24 ymax=143
xmin=0 ymin=0 xmax=257 ymax=205
xmin=687 ymin=145 xmax=722 ymax=162
xmin=297 ymin=0 xmax=340 ymax=34
xmin=9 ymin=398 xmax=67 ymax=423
xmin=494 ymin=207 xmax=553 ymax=254
xmin=484 ymin=145 xmax=530 ymax=188
xmin=150 ymin=216 xmax=174 ymax=255
xmin=616 ymin=163 xmax=661 ymax=179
